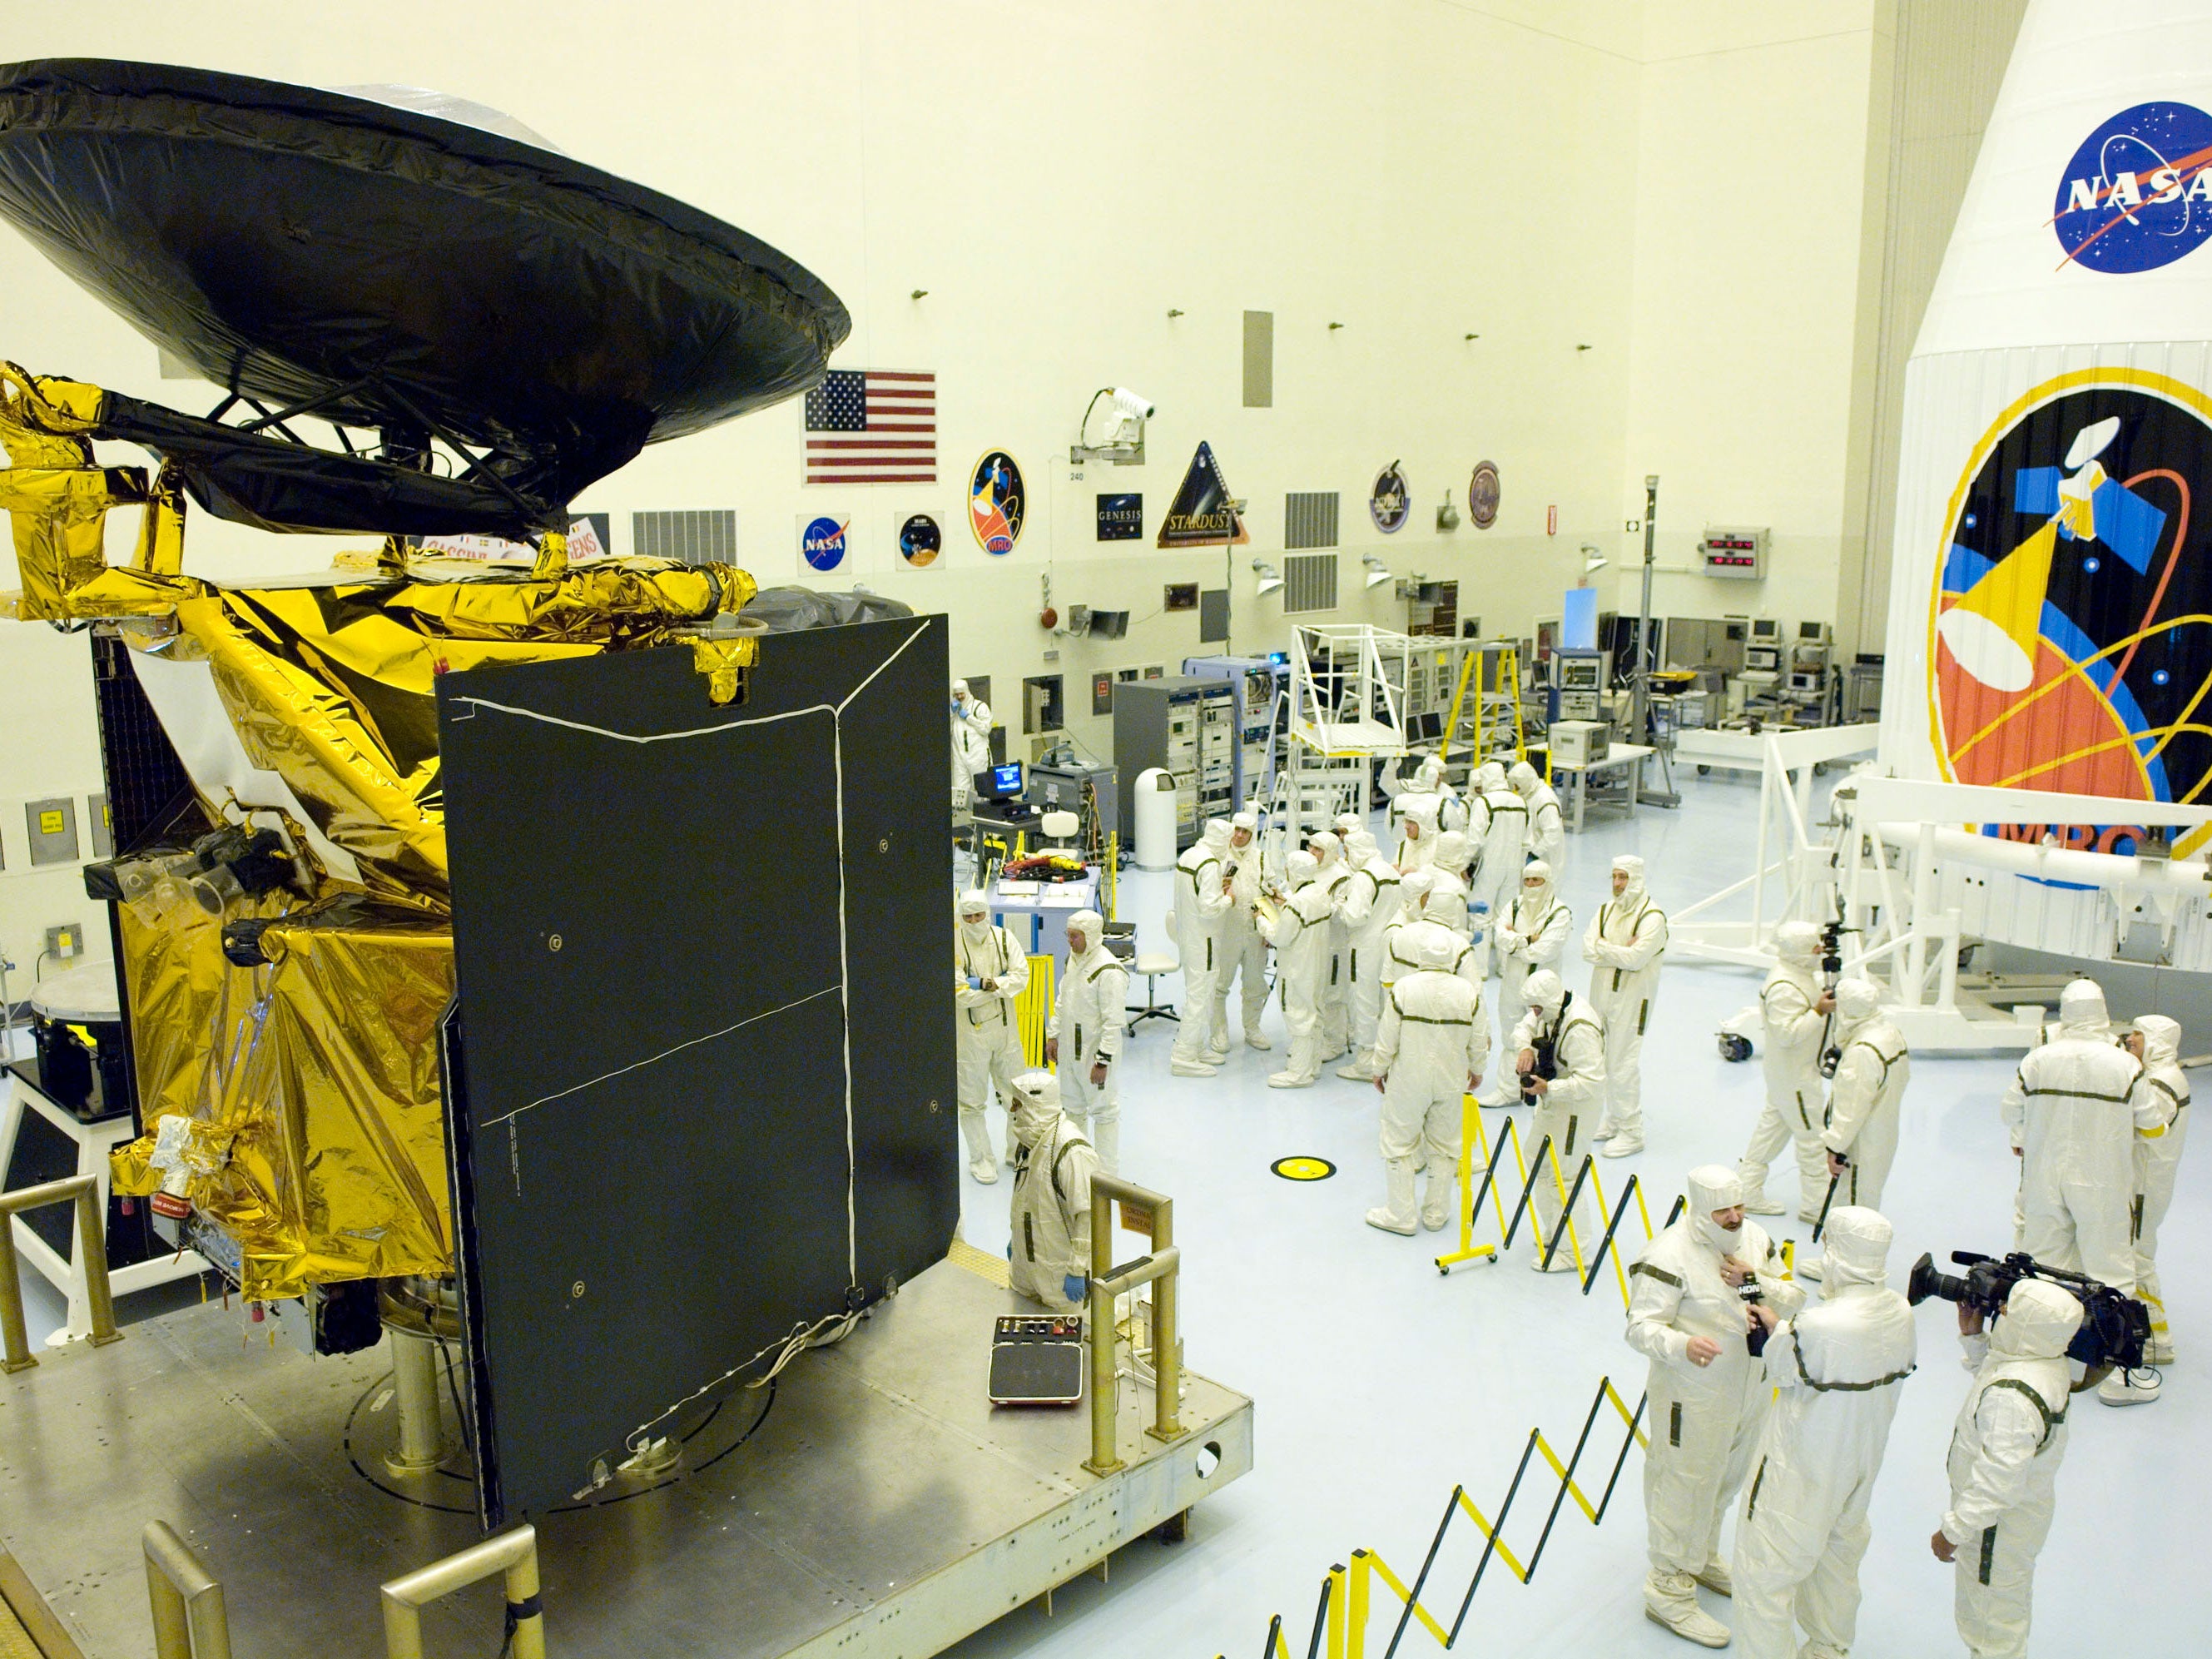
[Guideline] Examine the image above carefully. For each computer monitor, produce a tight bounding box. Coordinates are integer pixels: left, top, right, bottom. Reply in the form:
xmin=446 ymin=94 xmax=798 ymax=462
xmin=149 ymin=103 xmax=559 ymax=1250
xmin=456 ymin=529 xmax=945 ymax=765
xmin=976 ymin=761 xmax=1024 ymax=801
xmin=1798 ymin=620 xmax=1827 ymax=641
xmin=1413 ymin=712 xmax=1444 ymax=742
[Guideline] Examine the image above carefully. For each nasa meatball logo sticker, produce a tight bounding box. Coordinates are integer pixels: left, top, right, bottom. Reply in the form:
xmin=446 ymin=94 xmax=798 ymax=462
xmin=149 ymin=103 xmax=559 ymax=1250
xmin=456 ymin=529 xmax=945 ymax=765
xmin=898 ymin=512 xmax=943 ymax=568
xmin=2053 ymin=102 xmax=2212 ymax=274
xmin=1931 ymin=369 xmax=2212 ymax=856
xmin=800 ymin=514 xmax=848 ymax=572
xmin=1467 ymin=460 xmax=1500 ymax=529
xmin=969 ymin=450 xmax=1024 ymax=554
xmin=1369 ymin=461 xmax=1410 ymax=534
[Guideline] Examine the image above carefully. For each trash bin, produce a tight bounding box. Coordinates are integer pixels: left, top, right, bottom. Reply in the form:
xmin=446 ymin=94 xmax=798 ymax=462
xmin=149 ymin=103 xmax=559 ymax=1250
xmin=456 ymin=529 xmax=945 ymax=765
xmin=1133 ymin=767 xmax=1178 ymax=870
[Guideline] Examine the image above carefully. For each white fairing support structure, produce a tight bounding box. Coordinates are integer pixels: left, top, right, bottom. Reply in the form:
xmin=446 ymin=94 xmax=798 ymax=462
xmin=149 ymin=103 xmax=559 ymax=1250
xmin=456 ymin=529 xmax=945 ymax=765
xmin=1877 ymin=0 xmax=2212 ymax=975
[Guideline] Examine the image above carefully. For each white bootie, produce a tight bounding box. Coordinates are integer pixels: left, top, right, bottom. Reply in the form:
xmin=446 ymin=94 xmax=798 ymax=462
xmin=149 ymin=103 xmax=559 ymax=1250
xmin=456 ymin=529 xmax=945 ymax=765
xmin=1267 ymin=1070 xmax=1315 ymax=1089
xmin=1644 ymin=1574 xmax=1730 ymax=1648
xmin=1740 ymin=1195 xmax=1785 ymax=1215
xmin=1420 ymin=1160 xmax=1456 ymax=1231
xmin=1796 ymin=1255 xmax=1824 ymax=1283
xmin=1367 ymin=1157 xmax=1419 ymax=1234
xmin=1602 ymin=1135 xmax=1644 ymax=1158
xmin=1091 ymin=1117 xmax=1120 ymax=1175
xmin=2098 ymin=1365 xmax=2162 ymax=1407
xmin=1170 ymin=1058 xmax=1218 ymax=1077
xmin=969 ymin=1158 xmax=999 ymax=1185
xmin=1693 ymin=1558 xmax=1732 ymax=1597
xmin=1245 ymin=1030 xmax=1273 ymax=1051
xmin=1336 ymin=1059 xmax=1378 ymax=1080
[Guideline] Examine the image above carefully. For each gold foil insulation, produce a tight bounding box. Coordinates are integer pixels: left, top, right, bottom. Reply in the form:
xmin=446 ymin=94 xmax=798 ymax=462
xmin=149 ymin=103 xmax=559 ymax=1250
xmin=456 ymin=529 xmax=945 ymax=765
xmin=2 ymin=358 xmax=767 ymax=1299
xmin=109 ymin=898 xmax=458 ymax=1300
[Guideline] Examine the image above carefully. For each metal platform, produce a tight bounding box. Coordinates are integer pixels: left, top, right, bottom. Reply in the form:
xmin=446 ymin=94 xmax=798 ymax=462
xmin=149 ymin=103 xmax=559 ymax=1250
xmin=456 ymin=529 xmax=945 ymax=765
xmin=0 ymin=1257 xmax=1252 ymax=1657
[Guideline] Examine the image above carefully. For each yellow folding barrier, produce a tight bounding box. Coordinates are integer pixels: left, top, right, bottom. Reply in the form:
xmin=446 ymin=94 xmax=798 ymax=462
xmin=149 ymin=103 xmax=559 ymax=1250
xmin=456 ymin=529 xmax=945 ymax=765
xmin=1231 ymin=1374 xmax=1650 ymax=1659
xmin=1015 ymin=952 xmax=1056 ymax=1069
xmin=1436 ymin=1098 xmax=1669 ymax=1314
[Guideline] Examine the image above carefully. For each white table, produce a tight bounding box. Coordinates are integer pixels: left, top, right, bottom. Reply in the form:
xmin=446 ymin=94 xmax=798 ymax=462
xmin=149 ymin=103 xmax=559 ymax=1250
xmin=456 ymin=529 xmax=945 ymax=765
xmin=1548 ymin=742 xmax=1654 ymax=832
xmin=988 ymin=869 xmax=1103 ymax=970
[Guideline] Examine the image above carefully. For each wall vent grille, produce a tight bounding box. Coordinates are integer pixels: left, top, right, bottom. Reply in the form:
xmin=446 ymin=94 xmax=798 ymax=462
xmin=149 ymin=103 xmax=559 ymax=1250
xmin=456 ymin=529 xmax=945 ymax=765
xmin=1284 ymin=491 xmax=1340 ymax=550
xmin=632 ymin=509 xmax=737 ymax=565
xmin=1282 ymin=552 xmax=1339 ymax=614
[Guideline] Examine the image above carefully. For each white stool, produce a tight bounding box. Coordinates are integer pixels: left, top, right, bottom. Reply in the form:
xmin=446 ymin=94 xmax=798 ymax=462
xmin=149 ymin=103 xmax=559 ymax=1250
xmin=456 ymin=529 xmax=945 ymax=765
xmin=1128 ymin=945 xmax=1180 ymax=1029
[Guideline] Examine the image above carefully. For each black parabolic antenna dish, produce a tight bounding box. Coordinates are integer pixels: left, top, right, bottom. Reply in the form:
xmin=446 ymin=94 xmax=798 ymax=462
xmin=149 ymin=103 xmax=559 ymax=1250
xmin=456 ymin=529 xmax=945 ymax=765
xmin=0 ymin=59 xmax=851 ymax=534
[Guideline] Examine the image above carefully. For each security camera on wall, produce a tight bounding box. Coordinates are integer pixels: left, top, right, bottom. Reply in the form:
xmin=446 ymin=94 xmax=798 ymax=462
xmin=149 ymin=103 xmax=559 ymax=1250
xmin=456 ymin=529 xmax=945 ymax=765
xmin=1073 ymin=385 xmax=1154 ymax=466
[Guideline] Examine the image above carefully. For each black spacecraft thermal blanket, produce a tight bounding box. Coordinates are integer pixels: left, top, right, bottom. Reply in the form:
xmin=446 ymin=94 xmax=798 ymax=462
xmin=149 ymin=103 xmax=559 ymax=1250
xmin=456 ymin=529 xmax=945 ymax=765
xmin=0 ymin=58 xmax=851 ymax=535
xmin=435 ymin=618 xmax=957 ymax=1522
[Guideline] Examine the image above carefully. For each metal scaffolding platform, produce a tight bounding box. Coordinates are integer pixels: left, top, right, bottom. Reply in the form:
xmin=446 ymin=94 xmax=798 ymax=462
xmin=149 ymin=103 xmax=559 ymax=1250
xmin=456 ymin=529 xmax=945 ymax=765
xmin=0 ymin=1257 xmax=1252 ymax=1658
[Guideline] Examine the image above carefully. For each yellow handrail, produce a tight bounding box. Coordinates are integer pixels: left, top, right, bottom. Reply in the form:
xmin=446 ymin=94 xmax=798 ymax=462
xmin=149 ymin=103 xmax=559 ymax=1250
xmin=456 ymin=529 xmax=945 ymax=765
xmin=0 ymin=1173 xmax=122 ymax=1372
xmin=380 ymin=1527 xmax=543 ymax=1659
xmin=143 ymin=1522 xmax=231 ymax=1659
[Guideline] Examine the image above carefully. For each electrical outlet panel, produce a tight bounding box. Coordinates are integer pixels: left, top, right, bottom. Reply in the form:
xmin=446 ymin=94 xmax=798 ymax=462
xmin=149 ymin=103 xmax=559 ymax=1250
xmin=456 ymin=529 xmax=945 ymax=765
xmin=24 ymin=797 xmax=80 ymax=866
xmin=45 ymin=922 xmax=85 ymax=960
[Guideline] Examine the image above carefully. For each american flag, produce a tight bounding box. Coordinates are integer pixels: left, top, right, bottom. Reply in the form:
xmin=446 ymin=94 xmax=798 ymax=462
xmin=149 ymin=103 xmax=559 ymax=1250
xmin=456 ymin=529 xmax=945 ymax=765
xmin=803 ymin=370 xmax=936 ymax=484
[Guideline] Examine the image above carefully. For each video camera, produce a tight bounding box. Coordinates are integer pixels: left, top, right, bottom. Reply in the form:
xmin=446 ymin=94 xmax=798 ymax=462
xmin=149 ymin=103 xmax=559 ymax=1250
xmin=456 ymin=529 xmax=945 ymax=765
xmin=1907 ymin=1249 xmax=2150 ymax=1374
xmin=1520 ymin=1033 xmax=1558 ymax=1106
xmin=1816 ymin=916 xmax=1856 ymax=1078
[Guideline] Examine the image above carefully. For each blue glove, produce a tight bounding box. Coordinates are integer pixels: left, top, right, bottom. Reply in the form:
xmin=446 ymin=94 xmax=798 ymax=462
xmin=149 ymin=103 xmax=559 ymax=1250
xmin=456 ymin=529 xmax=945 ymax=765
xmin=1472 ymin=901 xmax=1490 ymax=915
xmin=1064 ymin=1274 xmax=1089 ymax=1304
xmin=1006 ymin=1240 xmax=1013 ymax=1260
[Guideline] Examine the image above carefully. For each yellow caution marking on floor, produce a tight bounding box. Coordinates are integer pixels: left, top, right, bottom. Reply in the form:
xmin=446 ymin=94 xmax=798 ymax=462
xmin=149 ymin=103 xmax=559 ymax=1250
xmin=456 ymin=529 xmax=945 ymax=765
xmin=1271 ymin=1156 xmax=1337 ymax=1181
xmin=947 ymin=1236 xmax=1012 ymax=1288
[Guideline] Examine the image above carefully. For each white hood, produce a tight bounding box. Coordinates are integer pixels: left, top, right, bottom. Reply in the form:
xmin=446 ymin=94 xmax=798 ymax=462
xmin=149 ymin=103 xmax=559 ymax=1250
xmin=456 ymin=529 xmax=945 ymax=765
xmin=1817 ymin=1205 xmax=1892 ymax=1296
xmin=2058 ymin=976 xmax=2111 ymax=1039
xmin=1991 ymin=1276 xmax=2085 ymax=1362
xmin=1685 ymin=1164 xmax=1745 ymax=1254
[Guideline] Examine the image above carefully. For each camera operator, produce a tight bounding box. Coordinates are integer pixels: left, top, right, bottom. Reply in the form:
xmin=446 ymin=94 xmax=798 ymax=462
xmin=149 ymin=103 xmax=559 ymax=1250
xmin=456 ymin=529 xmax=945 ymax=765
xmin=1735 ymin=921 xmax=1833 ymax=1219
xmin=1730 ymin=1207 xmax=1916 ymax=1659
xmin=1998 ymin=979 xmax=2163 ymax=1304
xmin=1509 ymin=970 xmax=1606 ymax=1271
xmin=1930 ymin=1279 xmax=2083 ymax=1659
xmin=1626 ymin=1166 xmax=1804 ymax=1648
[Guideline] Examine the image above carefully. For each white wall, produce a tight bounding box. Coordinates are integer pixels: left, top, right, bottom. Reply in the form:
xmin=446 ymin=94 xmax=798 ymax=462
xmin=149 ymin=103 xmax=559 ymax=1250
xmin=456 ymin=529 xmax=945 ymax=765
xmin=1613 ymin=3 xmax=1886 ymax=633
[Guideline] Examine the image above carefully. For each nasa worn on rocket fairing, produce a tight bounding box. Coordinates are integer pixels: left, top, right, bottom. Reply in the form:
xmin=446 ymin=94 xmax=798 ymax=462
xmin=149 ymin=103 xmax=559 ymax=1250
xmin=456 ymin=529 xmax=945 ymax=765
xmin=1885 ymin=0 xmax=2212 ymax=864
xmin=1879 ymin=0 xmax=2212 ymax=966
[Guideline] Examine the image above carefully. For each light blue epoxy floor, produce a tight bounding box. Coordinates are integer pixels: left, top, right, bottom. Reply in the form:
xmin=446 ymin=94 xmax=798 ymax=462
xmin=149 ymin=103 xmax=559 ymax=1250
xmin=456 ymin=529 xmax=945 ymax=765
xmin=945 ymin=767 xmax=2211 ymax=1657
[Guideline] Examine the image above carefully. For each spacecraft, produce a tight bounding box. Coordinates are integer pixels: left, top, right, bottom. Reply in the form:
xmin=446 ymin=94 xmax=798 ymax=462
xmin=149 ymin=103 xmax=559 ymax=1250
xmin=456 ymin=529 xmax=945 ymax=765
xmin=0 ymin=57 xmax=956 ymax=1522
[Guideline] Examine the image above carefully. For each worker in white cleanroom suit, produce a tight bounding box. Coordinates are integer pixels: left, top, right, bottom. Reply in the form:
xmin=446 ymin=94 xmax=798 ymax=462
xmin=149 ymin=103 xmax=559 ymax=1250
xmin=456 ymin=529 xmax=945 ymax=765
xmin=1213 ymin=812 xmax=1272 ymax=1053
xmin=1366 ymin=925 xmax=1488 ymax=1234
xmin=2097 ymin=1013 xmax=2186 ymax=1405
xmin=1335 ymin=829 xmax=1403 ymax=1080
xmin=1263 ymin=851 xmax=1335 ymax=1089
xmin=1046 ymin=910 xmax=1128 ymax=1172
xmin=1511 ymin=758 xmax=1565 ymax=867
xmin=1736 ymin=922 xmax=1835 ymax=1218
xmin=954 ymin=890 xmax=1029 ymax=1184
xmin=1627 ymin=1165 xmax=1804 ymax=1649
xmin=1932 ymin=1279 xmax=2082 ymax=1659
xmin=1508 ymin=970 xmax=1606 ymax=1269
xmin=1469 ymin=761 xmax=1526 ymax=925
xmin=1999 ymin=977 xmax=2160 ymax=1294
xmin=1426 ymin=830 xmax=1475 ymax=935
xmin=950 ymin=687 xmax=992 ymax=888
xmin=1380 ymin=878 xmax=1485 ymax=996
xmin=1485 ymin=860 xmax=1571 ymax=1103
xmin=1392 ymin=789 xmax=1442 ymax=870
xmin=2124 ymin=1014 xmax=2188 ymax=1368
xmin=1729 ymin=1206 xmax=1917 ymax=1659
xmin=1005 ymin=1071 xmax=1096 ymax=1317
xmin=1307 ymin=831 xmax=1353 ymax=1061
xmin=1818 ymin=978 xmax=1908 ymax=1218
xmin=1411 ymin=753 xmax=1468 ymax=831
xmin=1168 ymin=818 xmax=1236 ymax=1076
xmin=1584 ymin=853 xmax=1667 ymax=1157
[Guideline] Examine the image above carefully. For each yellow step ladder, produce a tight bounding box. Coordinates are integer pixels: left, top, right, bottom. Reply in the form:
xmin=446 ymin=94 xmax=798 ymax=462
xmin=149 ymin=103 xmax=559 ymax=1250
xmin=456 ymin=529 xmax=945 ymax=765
xmin=1438 ymin=642 xmax=1525 ymax=769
